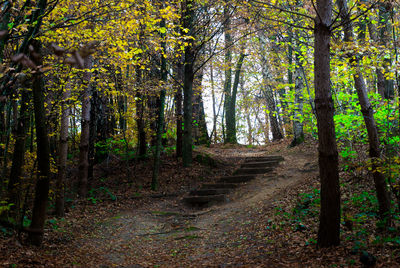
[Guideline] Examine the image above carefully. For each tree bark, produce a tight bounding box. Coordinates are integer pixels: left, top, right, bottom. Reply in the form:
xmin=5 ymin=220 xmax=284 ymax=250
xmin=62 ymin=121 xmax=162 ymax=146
xmin=28 ymin=40 xmax=51 ymax=246
xmin=226 ymin=50 xmax=246 ymax=144
xmin=78 ymin=57 xmax=93 ymax=198
xmin=223 ymin=3 xmax=234 ymax=144
xmin=7 ymin=89 xmax=30 ymax=219
xmin=175 ymin=61 xmax=183 ymax=157
xmin=290 ymin=32 xmax=304 ymax=147
xmin=210 ymin=62 xmax=218 ymax=143
xmin=314 ymin=0 xmax=341 ymax=247
xmin=136 ymin=68 xmax=147 ymax=157
xmin=55 ymin=85 xmax=70 ymax=217
xmin=182 ymin=0 xmax=195 ymax=167
xmin=152 ymin=16 xmax=167 ymax=191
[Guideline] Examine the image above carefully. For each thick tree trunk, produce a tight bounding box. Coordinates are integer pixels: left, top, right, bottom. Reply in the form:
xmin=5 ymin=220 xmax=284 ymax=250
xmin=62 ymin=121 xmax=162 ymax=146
xmin=55 ymin=86 xmax=70 ymax=217
xmin=182 ymin=0 xmax=195 ymax=167
xmin=314 ymin=0 xmax=341 ymax=247
xmin=28 ymin=40 xmax=51 ymax=246
xmin=78 ymin=57 xmax=93 ymax=198
xmin=338 ymin=0 xmax=391 ymax=221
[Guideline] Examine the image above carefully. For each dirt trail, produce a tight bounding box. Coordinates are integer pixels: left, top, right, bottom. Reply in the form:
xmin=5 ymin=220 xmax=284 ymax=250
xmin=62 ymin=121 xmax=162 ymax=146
xmin=79 ymin=145 xmax=318 ymax=267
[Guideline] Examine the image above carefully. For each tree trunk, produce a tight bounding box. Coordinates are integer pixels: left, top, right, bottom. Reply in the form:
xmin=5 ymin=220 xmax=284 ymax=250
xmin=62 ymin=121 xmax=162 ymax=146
xmin=7 ymin=89 xmax=30 ymax=219
xmin=193 ymin=89 xmax=209 ymax=145
xmin=136 ymin=68 xmax=147 ymax=157
xmin=78 ymin=57 xmax=93 ymax=198
xmin=210 ymin=62 xmax=218 ymax=143
xmin=152 ymin=16 xmax=167 ymax=191
xmin=182 ymin=0 xmax=195 ymax=167
xmin=28 ymin=40 xmax=51 ymax=246
xmin=0 ymin=0 xmax=11 ymax=63
xmin=314 ymin=0 xmax=341 ymax=247
xmin=258 ymin=32 xmax=283 ymax=141
xmin=55 ymin=85 xmax=70 ymax=217
xmin=378 ymin=3 xmax=394 ymax=99
xmin=368 ymin=4 xmax=394 ymax=99
xmin=226 ymin=51 xmax=246 ymax=144
xmin=223 ymin=3 xmax=234 ymax=144
xmin=290 ymin=32 xmax=305 ymax=147
xmin=1 ymin=103 xmax=12 ymax=181
xmin=175 ymin=61 xmax=183 ymax=157
xmin=338 ymin=0 xmax=391 ymax=221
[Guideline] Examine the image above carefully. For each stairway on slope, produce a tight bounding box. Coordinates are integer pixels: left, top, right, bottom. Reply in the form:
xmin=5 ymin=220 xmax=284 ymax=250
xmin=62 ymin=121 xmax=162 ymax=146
xmin=183 ymin=156 xmax=284 ymax=208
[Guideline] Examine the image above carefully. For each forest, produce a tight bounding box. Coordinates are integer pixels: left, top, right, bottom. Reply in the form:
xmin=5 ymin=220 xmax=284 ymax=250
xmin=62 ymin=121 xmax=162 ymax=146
xmin=1 ymin=0 xmax=400 ymax=266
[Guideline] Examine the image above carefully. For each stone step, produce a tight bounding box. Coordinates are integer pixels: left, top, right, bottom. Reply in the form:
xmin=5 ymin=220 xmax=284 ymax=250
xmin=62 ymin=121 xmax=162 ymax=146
xmin=183 ymin=194 xmax=226 ymax=207
xmin=201 ymin=183 xmax=240 ymax=189
xmin=233 ymin=167 xmax=273 ymax=175
xmin=219 ymin=175 xmax=256 ymax=183
xmin=241 ymin=161 xmax=280 ymax=168
xmin=245 ymin=156 xmax=284 ymax=162
xmin=189 ymin=188 xmax=231 ymax=196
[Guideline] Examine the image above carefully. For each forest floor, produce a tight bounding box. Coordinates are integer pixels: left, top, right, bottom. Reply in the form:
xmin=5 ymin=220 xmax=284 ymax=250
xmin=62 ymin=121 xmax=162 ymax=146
xmin=1 ymin=139 xmax=400 ymax=267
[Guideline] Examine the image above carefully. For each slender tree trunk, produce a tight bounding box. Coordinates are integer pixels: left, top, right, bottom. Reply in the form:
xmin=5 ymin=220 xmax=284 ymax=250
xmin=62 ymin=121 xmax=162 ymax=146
xmin=78 ymin=57 xmax=93 ymax=198
xmin=226 ymin=50 xmax=246 ymax=144
xmin=88 ymin=84 xmax=97 ymax=182
xmin=7 ymin=89 xmax=30 ymax=218
xmin=118 ymin=94 xmax=127 ymax=133
xmin=240 ymin=76 xmax=252 ymax=145
xmin=55 ymin=85 xmax=70 ymax=217
xmin=192 ymin=70 xmax=209 ymax=145
xmin=193 ymin=89 xmax=209 ymax=145
xmin=136 ymin=11 xmax=147 ymax=158
xmin=287 ymin=29 xmax=293 ymax=93
xmin=152 ymin=16 xmax=167 ymax=191
xmin=378 ymin=3 xmax=394 ymax=99
xmin=0 ymin=0 xmax=11 ymax=63
xmin=314 ymin=0 xmax=341 ymax=247
xmin=223 ymin=3 xmax=234 ymax=144
xmin=259 ymin=32 xmax=283 ymax=141
xmin=210 ymin=62 xmax=218 ymax=143
xmin=182 ymin=0 xmax=195 ymax=167
xmin=136 ymin=69 xmax=147 ymax=157
xmin=338 ymin=0 xmax=391 ymax=221
xmin=290 ymin=33 xmax=304 ymax=147
xmin=1 ymin=103 xmax=12 ymax=181
xmin=368 ymin=4 xmax=394 ymax=99
xmin=28 ymin=40 xmax=51 ymax=246
xmin=175 ymin=61 xmax=183 ymax=157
